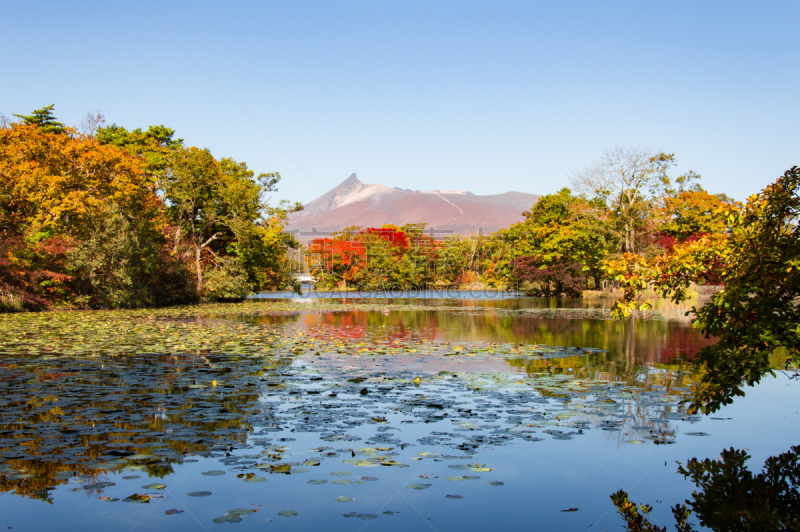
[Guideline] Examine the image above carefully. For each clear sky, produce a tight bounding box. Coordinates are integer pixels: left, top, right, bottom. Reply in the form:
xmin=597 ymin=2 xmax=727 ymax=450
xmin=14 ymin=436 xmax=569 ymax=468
xmin=1 ymin=0 xmax=797 ymax=205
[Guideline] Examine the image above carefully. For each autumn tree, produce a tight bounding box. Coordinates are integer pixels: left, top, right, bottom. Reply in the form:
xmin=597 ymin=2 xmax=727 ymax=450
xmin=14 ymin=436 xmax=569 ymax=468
xmin=608 ymin=166 xmax=800 ymax=532
xmin=307 ymin=224 xmax=449 ymax=290
xmin=308 ymin=228 xmax=368 ymax=289
xmin=606 ymin=168 xmax=798 ymax=412
xmin=657 ymin=188 xmax=739 ymax=244
xmin=1 ymin=107 xmax=300 ymax=307
xmin=0 ymin=124 xmax=159 ymax=238
xmin=512 ymin=257 xmax=585 ymax=297
xmin=0 ymin=120 xmax=194 ymax=308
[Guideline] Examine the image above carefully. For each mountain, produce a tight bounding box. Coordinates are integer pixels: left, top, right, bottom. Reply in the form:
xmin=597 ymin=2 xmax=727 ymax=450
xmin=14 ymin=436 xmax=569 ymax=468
xmin=285 ymin=173 xmax=539 ymax=238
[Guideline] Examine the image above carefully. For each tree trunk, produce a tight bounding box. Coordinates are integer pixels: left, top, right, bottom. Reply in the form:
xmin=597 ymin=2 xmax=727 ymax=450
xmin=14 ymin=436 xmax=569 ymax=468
xmin=195 ymin=244 xmax=203 ymax=292
xmin=173 ymin=227 xmax=181 ymax=254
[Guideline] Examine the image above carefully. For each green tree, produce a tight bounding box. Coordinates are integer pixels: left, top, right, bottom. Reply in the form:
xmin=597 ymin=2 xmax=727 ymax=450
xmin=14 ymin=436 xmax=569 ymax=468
xmin=166 ymin=147 xmax=236 ymax=293
xmin=215 ymin=157 xmax=299 ymax=295
xmin=165 ymin=147 xmax=297 ymax=296
xmin=67 ymin=204 xmax=196 ymax=308
xmin=13 ymin=104 xmax=65 ymax=134
xmin=97 ymin=123 xmax=183 ymax=180
xmin=507 ymin=188 xmax=615 ymax=291
xmin=97 ymin=123 xmax=182 ymax=149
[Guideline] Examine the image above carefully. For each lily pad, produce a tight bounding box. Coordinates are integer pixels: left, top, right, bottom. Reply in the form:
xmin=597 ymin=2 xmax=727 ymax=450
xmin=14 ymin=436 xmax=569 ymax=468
xmin=202 ymin=470 xmax=226 ymax=476
xmin=407 ymin=484 xmax=431 ymax=490
xmin=213 ymin=515 xmax=242 ymax=524
xmin=277 ymin=510 xmax=298 ymax=517
xmin=188 ymin=491 xmax=213 ymax=497
xmin=123 ymin=494 xmax=150 ymax=503
xmin=85 ymin=482 xmax=116 ymax=489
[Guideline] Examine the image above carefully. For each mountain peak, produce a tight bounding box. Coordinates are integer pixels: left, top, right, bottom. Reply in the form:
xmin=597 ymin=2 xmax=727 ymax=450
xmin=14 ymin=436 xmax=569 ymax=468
xmin=340 ymin=173 xmax=361 ymax=187
xmin=288 ymin=173 xmax=540 ymax=236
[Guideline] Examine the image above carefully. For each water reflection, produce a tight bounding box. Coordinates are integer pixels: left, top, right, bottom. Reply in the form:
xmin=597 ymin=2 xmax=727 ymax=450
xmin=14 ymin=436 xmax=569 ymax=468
xmin=0 ymin=348 xmax=291 ymax=502
xmin=281 ymin=304 xmax=714 ymax=366
xmin=0 ymin=299 xmax=723 ymax=529
xmin=255 ymin=292 xmax=704 ymax=319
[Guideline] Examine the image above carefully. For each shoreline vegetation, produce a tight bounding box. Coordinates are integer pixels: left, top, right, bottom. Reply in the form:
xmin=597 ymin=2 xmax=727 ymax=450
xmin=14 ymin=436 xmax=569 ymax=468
xmin=0 ymin=105 xmax=767 ymax=315
xmin=254 ymin=283 xmax=721 ymax=298
xmin=1 ymin=106 xmax=302 ymax=312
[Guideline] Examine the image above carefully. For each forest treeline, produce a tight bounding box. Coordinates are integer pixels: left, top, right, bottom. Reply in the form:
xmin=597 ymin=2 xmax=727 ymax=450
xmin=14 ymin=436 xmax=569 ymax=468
xmin=306 ymin=146 xmax=739 ymax=296
xmin=0 ymin=104 xmax=776 ymax=310
xmin=0 ymin=105 xmax=301 ymax=310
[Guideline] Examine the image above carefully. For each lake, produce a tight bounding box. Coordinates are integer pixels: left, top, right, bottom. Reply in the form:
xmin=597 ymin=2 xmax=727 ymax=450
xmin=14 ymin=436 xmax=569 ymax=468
xmin=0 ymin=297 xmax=797 ymax=531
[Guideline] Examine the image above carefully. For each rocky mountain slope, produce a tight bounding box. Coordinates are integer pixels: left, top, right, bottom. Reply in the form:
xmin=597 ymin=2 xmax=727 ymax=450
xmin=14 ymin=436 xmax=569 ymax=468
xmin=285 ymin=173 xmax=539 ymax=238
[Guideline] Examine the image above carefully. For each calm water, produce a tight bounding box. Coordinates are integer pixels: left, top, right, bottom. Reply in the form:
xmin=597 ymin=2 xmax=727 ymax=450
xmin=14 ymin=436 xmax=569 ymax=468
xmin=0 ymin=298 xmax=797 ymax=531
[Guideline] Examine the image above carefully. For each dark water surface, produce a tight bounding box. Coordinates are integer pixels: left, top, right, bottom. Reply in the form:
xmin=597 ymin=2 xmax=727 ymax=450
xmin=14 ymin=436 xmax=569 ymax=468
xmin=0 ymin=298 xmax=797 ymax=531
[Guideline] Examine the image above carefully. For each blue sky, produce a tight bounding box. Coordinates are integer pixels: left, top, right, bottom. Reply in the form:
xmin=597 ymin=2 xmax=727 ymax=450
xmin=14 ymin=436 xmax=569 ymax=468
xmin=1 ymin=0 xmax=797 ymax=205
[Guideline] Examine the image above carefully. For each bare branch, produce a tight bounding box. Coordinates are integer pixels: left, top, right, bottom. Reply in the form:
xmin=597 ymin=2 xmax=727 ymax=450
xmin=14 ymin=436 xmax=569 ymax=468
xmin=569 ymin=146 xmax=674 ymax=253
xmin=80 ymin=110 xmax=105 ymax=138
xmin=200 ymin=232 xmax=221 ymax=249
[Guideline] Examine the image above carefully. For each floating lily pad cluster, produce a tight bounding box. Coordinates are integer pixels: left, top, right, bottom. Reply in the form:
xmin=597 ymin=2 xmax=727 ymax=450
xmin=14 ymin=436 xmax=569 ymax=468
xmin=0 ymin=300 xmax=702 ymax=517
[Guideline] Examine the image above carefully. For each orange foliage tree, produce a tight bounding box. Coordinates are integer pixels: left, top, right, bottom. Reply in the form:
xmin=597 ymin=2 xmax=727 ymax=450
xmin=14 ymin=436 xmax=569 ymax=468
xmin=0 ymin=121 xmax=194 ymax=308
